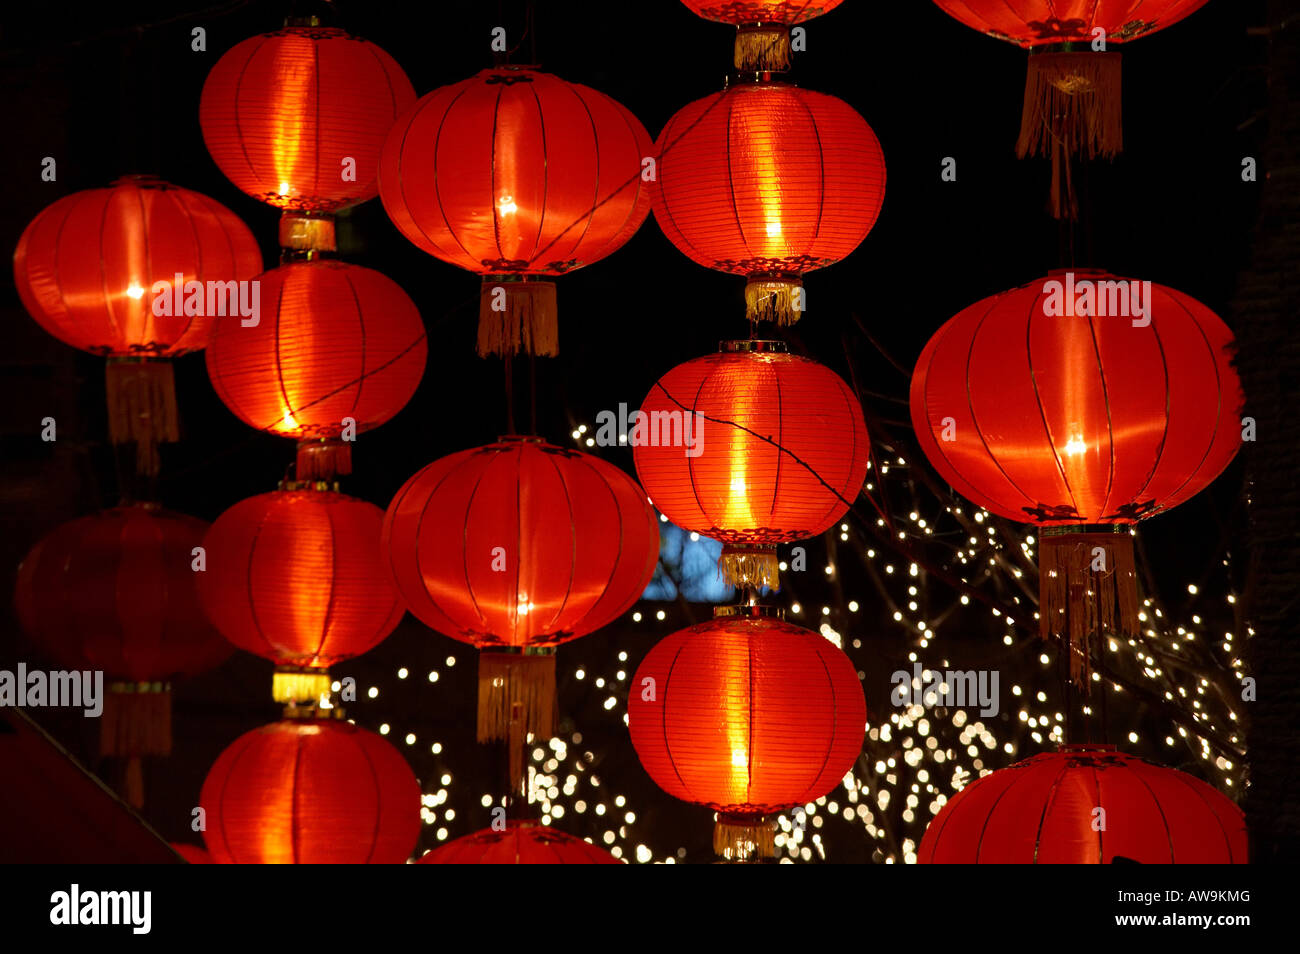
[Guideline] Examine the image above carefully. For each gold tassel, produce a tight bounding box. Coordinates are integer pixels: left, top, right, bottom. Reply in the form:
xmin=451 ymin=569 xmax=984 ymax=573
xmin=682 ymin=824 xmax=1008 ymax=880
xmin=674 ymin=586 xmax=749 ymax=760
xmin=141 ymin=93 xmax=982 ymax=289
xmin=734 ymin=24 xmax=790 ymax=72
xmin=714 ymin=812 xmax=775 ymax=861
xmin=478 ymin=278 xmax=558 ymax=358
xmin=105 ymin=359 xmax=180 ymax=477
xmin=478 ymin=651 xmax=557 ymax=789
xmin=1017 ymin=51 xmax=1123 ymax=220
xmin=719 ymin=544 xmax=779 ymax=589
xmin=1038 ymin=529 xmax=1140 ymax=689
xmin=99 ymin=682 xmax=172 ymax=758
xmin=278 ymin=211 xmax=336 ymax=253
xmin=745 ymin=275 xmax=803 ymax=326
xmin=272 ymin=667 xmax=332 ymax=705
xmin=295 ymin=438 xmax=352 ymax=481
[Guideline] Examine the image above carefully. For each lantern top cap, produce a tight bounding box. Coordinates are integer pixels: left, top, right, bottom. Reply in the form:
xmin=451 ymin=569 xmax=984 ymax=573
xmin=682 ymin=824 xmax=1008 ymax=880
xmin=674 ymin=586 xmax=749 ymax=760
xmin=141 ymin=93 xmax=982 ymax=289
xmin=719 ymin=339 xmax=787 ymax=354
xmin=1057 ymin=743 xmax=1119 ymax=753
xmin=110 ymin=174 xmax=168 ymax=189
xmin=713 ymin=604 xmax=785 ymax=619
xmin=494 ymin=434 xmax=549 ymax=445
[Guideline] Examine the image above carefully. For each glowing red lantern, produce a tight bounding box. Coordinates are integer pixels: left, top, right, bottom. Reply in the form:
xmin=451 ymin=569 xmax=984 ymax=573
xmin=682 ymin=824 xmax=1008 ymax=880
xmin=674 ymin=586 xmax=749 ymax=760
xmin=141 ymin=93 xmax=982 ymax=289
xmin=633 ymin=340 xmax=869 ymax=587
xmin=200 ymin=717 xmax=421 ymax=864
xmin=931 ymin=1 xmax=1211 ymax=218
xmin=12 ymin=175 xmax=262 ymax=474
xmin=910 ymin=270 xmax=1243 ymax=681
xmin=919 ymin=744 xmax=1247 ymax=863
xmin=379 ymin=67 xmax=652 ymax=356
xmin=14 ymin=503 xmax=232 ymax=805
xmin=198 ymin=486 xmax=404 ymax=703
xmin=680 ymin=1 xmax=845 ymax=70
xmin=204 ymin=260 xmax=426 ymax=479
xmin=628 ymin=607 xmax=865 ymax=860
xmin=417 ymin=820 xmax=623 ymax=864
xmin=383 ymin=436 xmax=659 ymax=771
xmin=652 ymin=82 xmax=884 ymax=325
xmin=199 ymin=24 xmax=414 ymax=215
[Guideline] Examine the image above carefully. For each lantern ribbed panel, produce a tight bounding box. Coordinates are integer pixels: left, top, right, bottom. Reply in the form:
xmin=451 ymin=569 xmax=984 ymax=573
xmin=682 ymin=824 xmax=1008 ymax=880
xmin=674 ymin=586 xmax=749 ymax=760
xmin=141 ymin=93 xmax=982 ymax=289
xmin=199 ymin=27 xmax=415 ymax=211
xmin=628 ymin=616 xmax=865 ymax=813
xmin=652 ymin=84 xmax=884 ymax=278
xmin=382 ymin=438 xmax=659 ymax=649
xmin=633 ymin=349 xmax=868 ymax=544
xmin=417 ymin=821 xmax=623 ymax=864
xmin=378 ymin=67 xmax=652 ymax=275
xmin=204 ymin=260 xmax=426 ymax=438
xmin=931 ymin=0 xmax=1211 ymax=46
xmin=680 ymin=1 xmax=844 ymax=24
xmin=909 ymin=270 xmax=1243 ymax=526
xmin=14 ymin=505 xmax=231 ymax=681
xmin=201 ymin=719 xmax=421 ymax=864
xmin=918 ymin=747 xmax=1247 ymax=863
xmin=12 ymin=177 xmax=262 ymax=356
xmin=197 ymin=490 xmax=403 ymax=669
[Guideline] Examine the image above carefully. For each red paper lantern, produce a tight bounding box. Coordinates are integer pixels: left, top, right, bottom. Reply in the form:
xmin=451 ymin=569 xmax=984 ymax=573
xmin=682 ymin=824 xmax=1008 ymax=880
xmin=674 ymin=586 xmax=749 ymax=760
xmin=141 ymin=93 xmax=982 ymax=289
xmin=199 ymin=25 xmax=414 ymax=213
xmin=633 ymin=340 xmax=869 ymax=587
xmin=205 ymin=260 xmax=426 ymax=479
xmin=931 ymin=1 xmax=1211 ymax=218
xmin=628 ymin=608 xmax=865 ymax=860
xmin=12 ymin=176 xmax=262 ymax=474
xmin=383 ymin=436 xmax=659 ymax=768
xmin=417 ymin=820 xmax=623 ymax=864
xmin=171 ymin=843 xmax=212 ymax=864
xmin=652 ymin=82 xmax=884 ymax=324
xmin=919 ymin=745 xmax=1247 ymax=863
xmin=379 ymin=66 xmax=652 ymax=356
xmin=680 ymin=1 xmax=846 ymax=70
xmin=198 ymin=487 xmax=404 ymax=703
xmin=910 ymin=270 xmax=1242 ymax=680
xmin=14 ymin=503 xmax=232 ymax=804
xmin=200 ymin=717 xmax=421 ymax=864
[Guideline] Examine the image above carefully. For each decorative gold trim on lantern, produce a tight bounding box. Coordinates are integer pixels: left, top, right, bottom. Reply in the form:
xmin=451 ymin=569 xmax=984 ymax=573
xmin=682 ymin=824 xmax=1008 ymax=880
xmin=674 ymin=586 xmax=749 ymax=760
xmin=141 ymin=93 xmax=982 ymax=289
xmin=478 ymin=276 xmax=558 ymax=358
xmin=744 ymin=273 xmax=804 ymax=326
xmin=278 ymin=211 xmax=337 ymax=256
xmin=713 ymin=604 xmax=785 ymax=620
xmin=719 ymin=338 xmax=787 ymax=354
xmin=272 ymin=667 xmax=333 ymax=705
xmin=734 ymin=23 xmax=791 ymax=73
xmin=714 ymin=811 xmax=776 ymax=861
xmin=718 ymin=543 xmax=780 ymax=589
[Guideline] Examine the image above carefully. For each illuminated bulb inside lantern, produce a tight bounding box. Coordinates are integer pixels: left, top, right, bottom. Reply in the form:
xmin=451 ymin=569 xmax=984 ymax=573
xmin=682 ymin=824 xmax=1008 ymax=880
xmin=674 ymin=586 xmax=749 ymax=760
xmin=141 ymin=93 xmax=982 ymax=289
xmin=280 ymin=409 xmax=299 ymax=431
xmin=730 ymin=477 xmax=746 ymax=496
xmin=766 ymin=220 xmax=782 ymax=237
xmin=730 ymin=746 xmax=749 ymax=769
xmin=126 ymin=284 xmax=145 ymax=299
xmin=497 ymin=194 xmax=518 ymax=215
xmin=1064 ymin=436 xmax=1087 ymax=455
xmin=517 ymin=596 xmax=535 ymax=616
xmin=278 ymin=181 xmax=291 ymax=197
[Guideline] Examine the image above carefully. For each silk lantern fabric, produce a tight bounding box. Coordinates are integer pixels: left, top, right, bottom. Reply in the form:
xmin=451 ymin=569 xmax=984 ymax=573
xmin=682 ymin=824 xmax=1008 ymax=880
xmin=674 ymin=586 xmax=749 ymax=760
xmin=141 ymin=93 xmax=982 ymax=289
xmin=930 ymin=1 xmax=1211 ymax=46
xmin=919 ymin=745 xmax=1247 ymax=863
xmin=201 ymin=718 xmax=421 ymax=864
xmin=633 ymin=341 xmax=869 ymax=587
xmin=652 ymin=82 xmax=884 ymax=324
xmin=378 ymin=66 xmax=652 ymax=356
xmin=628 ymin=611 xmax=865 ymax=859
xmin=418 ymin=821 xmax=623 ymax=864
xmin=198 ymin=488 xmax=404 ymax=701
xmin=199 ymin=26 xmax=414 ymax=212
xmin=204 ymin=259 xmax=426 ymax=479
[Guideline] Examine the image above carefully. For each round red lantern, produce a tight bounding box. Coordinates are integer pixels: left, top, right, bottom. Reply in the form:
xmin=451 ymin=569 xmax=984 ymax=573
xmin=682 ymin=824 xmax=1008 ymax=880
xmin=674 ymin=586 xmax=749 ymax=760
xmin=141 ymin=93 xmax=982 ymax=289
xmin=12 ymin=175 xmax=262 ymax=474
xmin=198 ymin=486 xmax=404 ymax=703
xmin=680 ymin=1 xmax=845 ymax=70
xmin=199 ymin=24 xmax=414 ymax=215
xmin=14 ymin=503 xmax=232 ymax=805
xmin=633 ymin=340 xmax=868 ymax=587
xmin=919 ymin=744 xmax=1247 ymax=863
xmin=379 ymin=66 xmax=652 ymax=356
xmin=383 ymin=436 xmax=659 ymax=770
xmin=205 ymin=259 xmax=426 ymax=479
xmin=910 ymin=270 xmax=1243 ymax=681
xmin=418 ymin=820 xmax=623 ymax=864
xmin=931 ymin=1 xmax=1211 ymax=218
xmin=652 ymin=82 xmax=884 ymax=325
xmin=629 ymin=607 xmax=865 ymax=860
xmin=200 ymin=717 xmax=421 ymax=864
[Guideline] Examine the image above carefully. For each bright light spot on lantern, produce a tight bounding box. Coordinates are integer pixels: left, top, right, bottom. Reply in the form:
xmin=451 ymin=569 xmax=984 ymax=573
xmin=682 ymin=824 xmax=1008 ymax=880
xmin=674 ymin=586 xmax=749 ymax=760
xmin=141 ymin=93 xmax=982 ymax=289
xmin=731 ymin=746 xmax=749 ymax=769
xmin=278 ymin=181 xmax=291 ymax=196
xmin=497 ymin=194 xmax=517 ymax=214
xmin=1064 ymin=436 xmax=1087 ymax=455
xmin=730 ymin=477 xmax=746 ymax=496
xmin=126 ymin=284 xmax=145 ymax=299
xmin=765 ymin=220 xmax=782 ymax=237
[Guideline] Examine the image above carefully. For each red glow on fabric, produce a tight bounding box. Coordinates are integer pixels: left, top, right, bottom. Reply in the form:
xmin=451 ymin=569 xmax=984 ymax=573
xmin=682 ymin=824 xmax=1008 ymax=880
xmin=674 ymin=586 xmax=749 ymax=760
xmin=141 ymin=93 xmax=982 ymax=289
xmin=931 ymin=1 xmax=1211 ymax=47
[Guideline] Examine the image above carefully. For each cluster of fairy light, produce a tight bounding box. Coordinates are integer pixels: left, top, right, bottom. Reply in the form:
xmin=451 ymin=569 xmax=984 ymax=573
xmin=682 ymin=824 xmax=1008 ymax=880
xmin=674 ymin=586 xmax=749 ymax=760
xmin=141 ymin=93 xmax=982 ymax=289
xmin=342 ymin=424 xmax=1247 ymax=864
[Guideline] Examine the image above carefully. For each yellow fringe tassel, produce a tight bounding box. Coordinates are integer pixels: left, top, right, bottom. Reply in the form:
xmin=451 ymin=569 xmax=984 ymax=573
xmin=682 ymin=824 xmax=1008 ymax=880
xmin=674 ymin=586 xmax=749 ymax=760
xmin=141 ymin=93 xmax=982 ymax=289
xmin=278 ymin=211 xmax=337 ymax=252
xmin=105 ymin=359 xmax=180 ymax=477
xmin=99 ymin=682 xmax=172 ymax=758
xmin=735 ymin=24 xmax=790 ymax=72
xmin=272 ymin=668 xmax=332 ymax=705
xmin=1039 ymin=530 xmax=1140 ymax=689
xmin=478 ymin=278 xmax=558 ymax=358
xmin=478 ymin=651 xmax=557 ymax=789
xmin=296 ymin=439 xmax=352 ymax=481
xmin=745 ymin=276 xmax=803 ymax=326
xmin=1017 ymin=51 xmax=1123 ymax=220
xmin=714 ymin=813 xmax=776 ymax=861
xmin=719 ymin=544 xmax=779 ymax=589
